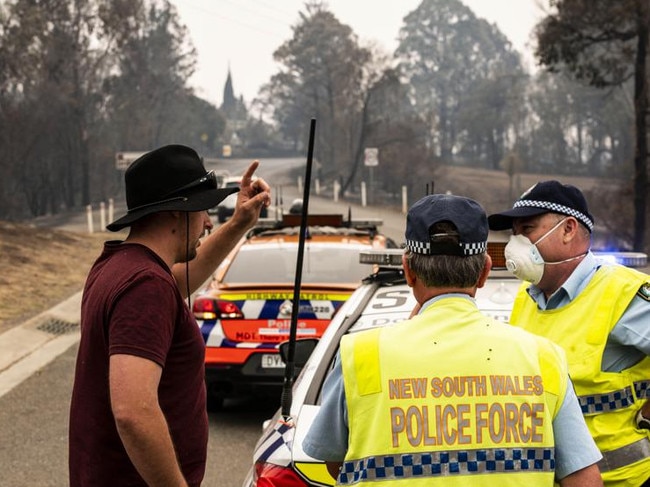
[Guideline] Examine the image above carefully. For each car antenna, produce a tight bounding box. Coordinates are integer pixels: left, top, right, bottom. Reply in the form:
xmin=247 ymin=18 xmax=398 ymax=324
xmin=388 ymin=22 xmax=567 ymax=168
xmin=281 ymin=118 xmax=316 ymax=420
xmin=277 ymin=185 xmax=283 ymax=219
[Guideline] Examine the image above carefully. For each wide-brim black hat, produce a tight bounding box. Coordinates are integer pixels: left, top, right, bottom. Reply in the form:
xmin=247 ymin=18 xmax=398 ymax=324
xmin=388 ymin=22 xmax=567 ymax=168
xmin=488 ymin=180 xmax=594 ymax=232
xmin=107 ymin=144 xmax=239 ymax=232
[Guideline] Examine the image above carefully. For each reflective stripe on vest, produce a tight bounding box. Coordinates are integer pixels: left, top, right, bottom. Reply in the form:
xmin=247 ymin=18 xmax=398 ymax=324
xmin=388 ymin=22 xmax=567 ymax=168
xmin=577 ymin=379 xmax=650 ymax=414
xmin=577 ymin=386 xmax=634 ymax=414
xmin=338 ymin=448 xmax=555 ymax=485
xmin=635 ymin=380 xmax=650 ymax=400
xmin=597 ymin=438 xmax=650 ymax=473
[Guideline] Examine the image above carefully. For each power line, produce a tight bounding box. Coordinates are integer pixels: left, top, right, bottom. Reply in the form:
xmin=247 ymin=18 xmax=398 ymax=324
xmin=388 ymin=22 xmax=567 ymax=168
xmin=215 ymin=0 xmax=293 ymax=26
xmin=248 ymin=0 xmax=299 ymax=20
xmin=173 ymin=0 xmax=293 ymax=41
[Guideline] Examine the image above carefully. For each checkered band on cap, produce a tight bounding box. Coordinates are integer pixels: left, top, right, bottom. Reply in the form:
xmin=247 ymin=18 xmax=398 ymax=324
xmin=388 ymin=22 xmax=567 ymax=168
xmin=406 ymin=239 xmax=487 ymax=256
xmin=513 ymin=199 xmax=594 ymax=231
xmin=406 ymin=194 xmax=489 ymax=257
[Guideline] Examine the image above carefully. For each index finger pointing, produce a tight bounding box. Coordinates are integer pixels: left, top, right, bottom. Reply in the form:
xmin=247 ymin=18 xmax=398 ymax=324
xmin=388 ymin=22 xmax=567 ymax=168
xmin=240 ymin=160 xmax=260 ymax=188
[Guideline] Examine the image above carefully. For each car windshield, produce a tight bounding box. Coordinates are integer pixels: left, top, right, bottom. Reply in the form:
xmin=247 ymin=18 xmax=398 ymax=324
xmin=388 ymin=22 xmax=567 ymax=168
xmin=223 ymin=242 xmax=372 ymax=284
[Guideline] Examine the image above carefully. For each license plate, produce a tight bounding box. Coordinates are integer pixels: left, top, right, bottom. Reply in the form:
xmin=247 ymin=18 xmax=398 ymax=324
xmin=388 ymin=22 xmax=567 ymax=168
xmin=261 ymin=354 xmax=285 ymax=369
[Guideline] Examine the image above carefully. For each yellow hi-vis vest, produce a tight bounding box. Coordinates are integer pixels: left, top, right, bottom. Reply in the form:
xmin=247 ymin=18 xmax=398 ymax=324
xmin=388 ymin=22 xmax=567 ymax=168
xmin=339 ymin=297 xmax=567 ymax=486
xmin=510 ymin=264 xmax=650 ymax=487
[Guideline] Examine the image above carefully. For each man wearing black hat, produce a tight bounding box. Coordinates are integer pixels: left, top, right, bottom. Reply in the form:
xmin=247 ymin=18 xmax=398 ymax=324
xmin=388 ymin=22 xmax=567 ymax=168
xmin=489 ymin=180 xmax=650 ymax=487
xmin=303 ymin=193 xmax=602 ymax=486
xmin=69 ymin=144 xmax=271 ymax=486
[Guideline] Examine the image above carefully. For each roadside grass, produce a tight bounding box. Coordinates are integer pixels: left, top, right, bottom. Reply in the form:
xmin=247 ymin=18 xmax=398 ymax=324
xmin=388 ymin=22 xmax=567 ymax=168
xmin=0 ymin=221 xmax=108 ymax=334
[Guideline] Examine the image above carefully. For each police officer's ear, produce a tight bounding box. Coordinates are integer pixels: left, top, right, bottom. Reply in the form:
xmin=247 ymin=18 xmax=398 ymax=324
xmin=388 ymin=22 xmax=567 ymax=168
xmin=476 ymin=253 xmax=492 ymax=289
xmin=560 ymin=216 xmax=581 ymax=243
xmin=402 ymin=253 xmax=416 ymax=288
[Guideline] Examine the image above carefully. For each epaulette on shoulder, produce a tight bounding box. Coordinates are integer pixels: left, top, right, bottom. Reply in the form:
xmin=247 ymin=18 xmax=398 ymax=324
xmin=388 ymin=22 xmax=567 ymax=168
xmin=636 ymin=283 xmax=650 ymax=302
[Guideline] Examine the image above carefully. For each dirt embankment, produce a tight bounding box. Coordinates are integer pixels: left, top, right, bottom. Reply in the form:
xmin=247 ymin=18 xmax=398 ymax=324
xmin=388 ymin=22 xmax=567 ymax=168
xmin=0 ymin=222 xmax=108 ymax=334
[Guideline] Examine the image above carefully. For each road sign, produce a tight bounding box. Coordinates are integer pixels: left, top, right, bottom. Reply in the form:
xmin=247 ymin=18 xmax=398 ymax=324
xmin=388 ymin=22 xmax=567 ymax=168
xmin=115 ymin=151 xmax=145 ymax=170
xmin=364 ymin=147 xmax=378 ymax=167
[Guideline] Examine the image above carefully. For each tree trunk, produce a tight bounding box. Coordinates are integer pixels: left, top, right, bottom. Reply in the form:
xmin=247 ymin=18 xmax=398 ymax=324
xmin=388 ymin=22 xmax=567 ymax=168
xmin=633 ymin=0 xmax=649 ymax=251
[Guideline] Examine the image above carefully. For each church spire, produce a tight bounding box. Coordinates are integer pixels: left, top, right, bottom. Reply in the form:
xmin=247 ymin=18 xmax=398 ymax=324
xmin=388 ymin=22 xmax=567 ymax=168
xmin=221 ymin=65 xmax=236 ymax=114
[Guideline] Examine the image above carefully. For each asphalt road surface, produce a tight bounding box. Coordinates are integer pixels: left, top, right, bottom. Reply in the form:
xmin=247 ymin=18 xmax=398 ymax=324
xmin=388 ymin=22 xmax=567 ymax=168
xmin=0 ymin=341 xmax=281 ymax=487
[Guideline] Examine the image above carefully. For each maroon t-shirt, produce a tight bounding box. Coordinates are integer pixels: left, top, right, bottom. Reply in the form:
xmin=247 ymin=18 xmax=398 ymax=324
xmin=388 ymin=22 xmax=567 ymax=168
xmin=69 ymin=242 xmax=208 ymax=486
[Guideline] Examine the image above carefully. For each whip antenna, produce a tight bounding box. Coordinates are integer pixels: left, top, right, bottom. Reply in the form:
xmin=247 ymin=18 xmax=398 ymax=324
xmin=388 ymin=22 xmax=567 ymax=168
xmin=281 ymin=118 xmax=316 ymax=419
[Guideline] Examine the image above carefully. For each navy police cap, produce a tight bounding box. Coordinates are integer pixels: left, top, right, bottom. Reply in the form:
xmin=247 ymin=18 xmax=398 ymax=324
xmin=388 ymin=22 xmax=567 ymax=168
xmin=405 ymin=194 xmax=488 ymax=257
xmin=488 ymin=180 xmax=594 ymax=233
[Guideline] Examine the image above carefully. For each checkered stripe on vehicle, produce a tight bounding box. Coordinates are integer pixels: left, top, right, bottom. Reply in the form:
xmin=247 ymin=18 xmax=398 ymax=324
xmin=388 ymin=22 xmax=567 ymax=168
xmin=405 ymin=239 xmax=487 ymax=256
xmin=338 ymin=448 xmax=555 ymax=484
xmin=201 ymin=321 xmax=278 ymax=348
xmin=578 ymin=386 xmax=634 ymax=414
xmin=513 ymin=199 xmax=594 ymax=231
xmin=256 ymin=420 xmax=294 ymax=465
xmin=237 ymin=298 xmax=340 ymax=320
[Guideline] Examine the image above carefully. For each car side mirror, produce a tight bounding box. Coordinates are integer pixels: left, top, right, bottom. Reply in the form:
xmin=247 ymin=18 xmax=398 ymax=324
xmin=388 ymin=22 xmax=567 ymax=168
xmin=279 ymin=339 xmax=319 ymax=368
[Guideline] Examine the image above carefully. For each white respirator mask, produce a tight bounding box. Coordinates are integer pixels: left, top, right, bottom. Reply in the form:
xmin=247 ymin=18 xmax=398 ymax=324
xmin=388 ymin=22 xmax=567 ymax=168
xmin=504 ymin=218 xmax=568 ymax=284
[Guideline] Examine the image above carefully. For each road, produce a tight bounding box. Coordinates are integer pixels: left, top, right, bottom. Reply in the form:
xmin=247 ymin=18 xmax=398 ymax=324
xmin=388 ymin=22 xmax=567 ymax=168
xmin=0 ymin=342 xmax=279 ymax=487
xmin=34 ymin=157 xmax=406 ymax=244
xmin=0 ymin=157 xmax=409 ymax=486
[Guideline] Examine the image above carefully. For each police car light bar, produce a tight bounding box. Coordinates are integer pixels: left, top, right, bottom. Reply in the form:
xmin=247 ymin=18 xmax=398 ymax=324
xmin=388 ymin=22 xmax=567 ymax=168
xmin=348 ymin=218 xmax=384 ymax=227
xmin=593 ymin=251 xmax=648 ymax=268
xmin=280 ymin=213 xmax=383 ymax=228
xmin=361 ymin=250 xmax=647 ymax=269
xmin=363 ymin=242 xmax=510 ymax=269
xmin=359 ymin=249 xmax=404 ymax=266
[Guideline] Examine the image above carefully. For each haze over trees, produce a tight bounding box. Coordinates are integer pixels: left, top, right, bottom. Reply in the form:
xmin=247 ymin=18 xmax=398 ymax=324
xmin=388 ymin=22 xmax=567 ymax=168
xmin=0 ymin=0 xmax=647 ymax=250
xmin=0 ymin=0 xmax=224 ymax=219
xmin=535 ymin=0 xmax=648 ymax=250
xmin=257 ymin=0 xmax=647 ymax=251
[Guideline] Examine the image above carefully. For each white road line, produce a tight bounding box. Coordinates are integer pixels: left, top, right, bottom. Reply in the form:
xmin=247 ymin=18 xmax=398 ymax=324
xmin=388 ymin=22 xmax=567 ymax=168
xmin=0 ymin=332 xmax=79 ymax=398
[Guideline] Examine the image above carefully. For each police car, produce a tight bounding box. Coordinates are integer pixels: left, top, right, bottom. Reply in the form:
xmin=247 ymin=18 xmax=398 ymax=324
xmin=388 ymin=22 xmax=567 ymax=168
xmin=192 ymin=213 xmax=397 ymax=409
xmin=243 ymin=247 xmax=648 ymax=487
xmin=213 ymin=175 xmax=268 ymax=222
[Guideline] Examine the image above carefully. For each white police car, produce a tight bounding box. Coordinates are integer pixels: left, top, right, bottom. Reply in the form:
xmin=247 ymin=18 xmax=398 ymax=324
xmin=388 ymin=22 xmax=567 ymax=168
xmin=243 ymin=247 xmax=648 ymax=486
xmin=243 ymin=245 xmax=522 ymax=486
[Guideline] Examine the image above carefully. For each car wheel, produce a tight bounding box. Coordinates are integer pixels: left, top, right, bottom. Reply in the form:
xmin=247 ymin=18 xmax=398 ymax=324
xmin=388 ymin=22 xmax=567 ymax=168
xmin=207 ymin=394 xmax=224 ymax=412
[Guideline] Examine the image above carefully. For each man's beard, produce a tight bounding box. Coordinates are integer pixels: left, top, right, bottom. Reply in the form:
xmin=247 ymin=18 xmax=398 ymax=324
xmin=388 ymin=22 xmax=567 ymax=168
xmin=184 ymin=247 xmax=197 ymax=262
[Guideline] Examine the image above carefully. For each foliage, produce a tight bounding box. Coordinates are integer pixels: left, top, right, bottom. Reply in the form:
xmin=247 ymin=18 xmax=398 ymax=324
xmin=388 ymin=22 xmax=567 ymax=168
xmin=396 ymin=0 xmax=524 ymax=168
xmin=360 ymin=68 xmax=432 ymax=198
xmin=536 ymin=0 xmax=639 ymax=87
xmin=0 ymin=0 xmax=644 ymax=252
xmin=262 ymin=3 xmax=372 ymax=183
xmin=0 ymin=0 xmax=227 ymax=220
xmin=256 ymin=0 xmax=641 ymax=249
xmin=534 ymin=0 xmax=649 ymax=250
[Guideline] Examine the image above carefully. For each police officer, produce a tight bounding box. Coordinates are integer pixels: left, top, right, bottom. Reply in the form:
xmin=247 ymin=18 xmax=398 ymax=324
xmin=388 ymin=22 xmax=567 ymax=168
xmin=488 ymin=180 xmax=650 ymax=487
xmin=304 ymin=193 xmax=603 ymax=486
